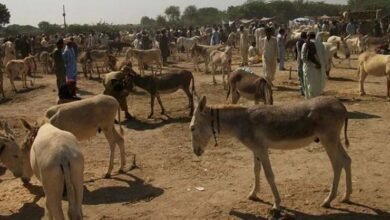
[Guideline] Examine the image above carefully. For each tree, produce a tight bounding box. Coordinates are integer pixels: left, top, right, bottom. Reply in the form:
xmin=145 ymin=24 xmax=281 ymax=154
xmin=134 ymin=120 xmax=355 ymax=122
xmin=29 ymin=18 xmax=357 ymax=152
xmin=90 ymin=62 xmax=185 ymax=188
xmin=181 ymin=5 xmax=198 ymax=25
xmin=0 ymin=3 xmax=11 ymax=26
xmin=140 ymin=16 xmax=156 ymax=27
xmin=165 ymin=6 xmax=181 ymax=23
xmin=38 ymin=21 xmax=62 ymax=35
xmin=156 ymin=15 xmax=168 ymax=27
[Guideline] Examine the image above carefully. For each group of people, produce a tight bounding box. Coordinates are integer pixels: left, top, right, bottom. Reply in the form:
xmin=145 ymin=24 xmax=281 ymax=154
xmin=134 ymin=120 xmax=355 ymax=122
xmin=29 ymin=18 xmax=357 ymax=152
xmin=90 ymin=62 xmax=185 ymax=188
xmin=237 ymin=23 xmax=326 ymax=100
xmin=52 ymin=38 xmax=80 ymax=102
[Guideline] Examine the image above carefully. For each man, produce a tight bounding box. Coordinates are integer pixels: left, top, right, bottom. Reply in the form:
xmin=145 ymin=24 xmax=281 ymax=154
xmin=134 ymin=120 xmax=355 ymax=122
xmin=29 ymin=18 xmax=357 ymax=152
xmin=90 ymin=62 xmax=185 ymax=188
xmin=239 ymin=25 xmax=249 ymax=66
xmin=103 ymin=64 xmax=135 ymax=120
xmin=254 ymin=24 xmax=266 ymax=58
xmin=133 ymin=33 xmax=142 ymax=49
xmin=296 ymin=32 xmax=307 ymax=96
xmin=159 ymin=29 xmax=170 ymax=66
xmin=14 ymin=35 xmax=22 ymax=59
xmin=63 ymin=41 xmax=78 ymax=97
xmin=52 ymin=39 xmax=66 ymax=90
xmin=248 ymin=42 xmax=259 ymax=64
xmin=346 ymin=20 xmax=356 ymax=35
xmin=69 ymin=37 xmax=79 ymax=58
xmin=262 ymin=27 xmax=278 ymax=84
xmin=210 ymin=27 xmax=221 ymax=46
xmin=277 ymin=28 xmax=287 ymax=71
xmin=301 ymin=32 xmax=326 ymax=99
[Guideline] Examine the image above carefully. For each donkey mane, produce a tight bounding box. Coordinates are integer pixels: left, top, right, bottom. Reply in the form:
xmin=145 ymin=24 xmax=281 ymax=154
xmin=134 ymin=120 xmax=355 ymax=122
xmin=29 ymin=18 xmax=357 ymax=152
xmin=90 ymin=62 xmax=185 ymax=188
xmin=208 ymin=104 xmax=247 ymax=110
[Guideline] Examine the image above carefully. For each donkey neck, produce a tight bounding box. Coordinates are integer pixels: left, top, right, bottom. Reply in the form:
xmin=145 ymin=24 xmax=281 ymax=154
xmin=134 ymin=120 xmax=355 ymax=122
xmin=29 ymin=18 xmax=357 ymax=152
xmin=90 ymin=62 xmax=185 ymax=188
xmin=207 ymin=106 xmax=249 ymax=138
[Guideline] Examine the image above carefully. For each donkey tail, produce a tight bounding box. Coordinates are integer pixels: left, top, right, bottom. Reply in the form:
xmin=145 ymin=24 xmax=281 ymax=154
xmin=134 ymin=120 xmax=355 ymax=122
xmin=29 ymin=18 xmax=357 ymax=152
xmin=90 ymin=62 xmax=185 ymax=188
xmin=256 ymin=78 xmax=273 ymax=105
xmin=61 ymin=161 xmax=77 ymax=218
xmin=344 ymin=117 xmax=350 ymax=148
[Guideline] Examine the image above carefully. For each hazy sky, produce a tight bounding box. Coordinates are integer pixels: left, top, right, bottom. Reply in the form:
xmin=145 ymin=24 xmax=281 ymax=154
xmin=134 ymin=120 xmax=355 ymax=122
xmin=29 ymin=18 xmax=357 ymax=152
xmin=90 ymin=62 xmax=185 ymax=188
xmin=2 ymin=0 xmax=347 ymax=26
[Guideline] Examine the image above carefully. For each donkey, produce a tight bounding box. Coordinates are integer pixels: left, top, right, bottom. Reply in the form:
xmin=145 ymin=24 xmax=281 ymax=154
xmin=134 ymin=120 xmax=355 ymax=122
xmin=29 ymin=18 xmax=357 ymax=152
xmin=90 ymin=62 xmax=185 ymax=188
xmin=20 ymin=120 xmax=84 ymax=220
xmin=127 ymin=70 xmax=196 ymax=118
xmin=190 ymin=96 xmax=351 ymax=210
xmin=226 ymin=69 xmax=273 ymax=105
xmin=0 ymin=122 xmax=25 ymax=179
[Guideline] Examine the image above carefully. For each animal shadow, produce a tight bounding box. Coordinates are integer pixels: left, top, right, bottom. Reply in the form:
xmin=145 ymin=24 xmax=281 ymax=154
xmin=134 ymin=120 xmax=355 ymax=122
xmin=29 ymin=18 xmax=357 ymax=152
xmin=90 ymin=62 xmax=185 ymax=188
xmin=348 ymin=111 xmax=381 ymax=120
xmin=230 ymin=201 xmax=390 ymax=220
xmin=328 ymin=77 xmax=356 ymax=82
xmin=0 ymin=184 xmax=45 ymax=220
xmin=123 ymin=116 xmax=190 ymax=131
xmin=0 ymin=202 xmax=45 ymax=220
xmin=83 ymin=173 xmax=164 ymax=205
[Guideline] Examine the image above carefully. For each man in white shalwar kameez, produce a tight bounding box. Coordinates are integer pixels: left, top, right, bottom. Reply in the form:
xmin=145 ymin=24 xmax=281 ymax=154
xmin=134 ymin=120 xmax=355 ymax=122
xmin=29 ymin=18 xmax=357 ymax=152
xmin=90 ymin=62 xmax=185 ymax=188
xmin=239 ymin=25 xmax=249 ymax=66
xmin=262 ymin=27 xmax=278 ymax=84
xmin=301 ymin=32 xmax=326 ymax=99
xmin=254 ymin=25 xmax=266 ymax=58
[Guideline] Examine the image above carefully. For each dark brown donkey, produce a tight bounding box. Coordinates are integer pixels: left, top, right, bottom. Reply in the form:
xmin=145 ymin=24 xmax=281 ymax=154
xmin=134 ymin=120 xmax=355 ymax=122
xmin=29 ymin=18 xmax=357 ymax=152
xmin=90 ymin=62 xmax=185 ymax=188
xmin=226 ymin=69 xmax=273 ymax=105
xmin=127 ymin=70 xmax=196 ymax=118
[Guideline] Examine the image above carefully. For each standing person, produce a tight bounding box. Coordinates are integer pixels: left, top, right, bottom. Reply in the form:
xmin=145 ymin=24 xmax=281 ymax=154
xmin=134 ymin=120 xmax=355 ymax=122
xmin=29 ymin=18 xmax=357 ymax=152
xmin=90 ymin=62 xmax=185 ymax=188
xmin=262 ymin=27 xmax=278 ymax=85
xmin=248 ymin=42 xmax=259 ymax=64
xmin=133 ymin=33 xmax=142 ymax=49
xmin=69 ymin=37 xmax=78 ymax=58
xmin=277 ymin=28 xmax=286 ymax=71
xmin=296 ymin=32 xmax=307 ymax=96
xmin=210 ymin=27 xmax=221 ymax=46
xmin=239 ymin=25 xmax=249 ymax=66
xmin=346 ymin=20 xmax=356 ymax=35
xmin=87 ymin=33 xmax=94 ymax=50
xmin=159 ymin=29 xmax=170 ymax=66
xmin=52 ymin=39 xmax=66 ymax=90
xmin=301 ymin=32 xmax=326 ymax=99
xmin=63 ymin=41 xmax=78 ymax=97
xmin=14 ymin=35 xmax=22 ymax=59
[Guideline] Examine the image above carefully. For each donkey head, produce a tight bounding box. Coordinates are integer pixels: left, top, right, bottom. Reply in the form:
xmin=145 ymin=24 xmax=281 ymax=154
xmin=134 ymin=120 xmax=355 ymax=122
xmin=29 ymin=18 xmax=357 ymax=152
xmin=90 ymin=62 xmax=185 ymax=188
xmin=190 ymin=96 xmax=213 ymax=157
xmin=0 ymin=122 xmax=24 ymax=178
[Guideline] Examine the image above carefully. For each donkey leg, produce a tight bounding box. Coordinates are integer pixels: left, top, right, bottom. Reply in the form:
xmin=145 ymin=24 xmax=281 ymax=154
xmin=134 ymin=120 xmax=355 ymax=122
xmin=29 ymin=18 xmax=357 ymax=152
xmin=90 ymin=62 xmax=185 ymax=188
xmin=337 ymin=141 xmax=352 ymax=203
xmin=103 ymin=128 xmax=117 ymax=178
xmin=156 ymin=95 xmax=166 ymax=115
xmin=112 ymin=127 xmax=126 ymax=173
xmin=387 ymin=76 xmax=390 ymax=101
xmin=321 ymin=138 xmax=343 ymax=208
xmin=259 ymin=148 xmax=281 ymax=210
xmin=248 ymin=151 xmax=262 ymax=200
xmin=183 ymin=89 xmax=194 ymax=116
xmin=359 ymin=71 xmax=368 ymax=96
xmin=148 ymin=95 xmax=155 ymax=118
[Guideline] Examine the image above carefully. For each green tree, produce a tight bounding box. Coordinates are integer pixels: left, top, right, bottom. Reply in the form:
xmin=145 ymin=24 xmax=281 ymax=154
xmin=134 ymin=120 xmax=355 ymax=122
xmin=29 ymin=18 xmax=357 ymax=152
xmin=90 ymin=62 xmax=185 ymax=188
xmin=0 ymin=3 xmax=11 ymax=26
xmin=182 ymin=5 xmax=198 ymax=25
xmin=165 ymin=6 xmax=180 ymax=23
xmin=140 ymin=16 xmax=156 ymax=27
xmin=156 ymin=15 xmax=168 ymax=27
xmin=38 ymin=21 xmax=62 ymax=34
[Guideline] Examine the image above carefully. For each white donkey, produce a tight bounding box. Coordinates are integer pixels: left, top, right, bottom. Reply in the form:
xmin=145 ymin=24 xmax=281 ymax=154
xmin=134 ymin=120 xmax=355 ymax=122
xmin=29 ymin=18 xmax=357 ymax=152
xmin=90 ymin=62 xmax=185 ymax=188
xmin=0 ymin=122 xmax=25 ymax=178
xmin=190 ymin=96 xmax=351 ymax=210
xmin=21 ymin=120 xmax=84 ymax=220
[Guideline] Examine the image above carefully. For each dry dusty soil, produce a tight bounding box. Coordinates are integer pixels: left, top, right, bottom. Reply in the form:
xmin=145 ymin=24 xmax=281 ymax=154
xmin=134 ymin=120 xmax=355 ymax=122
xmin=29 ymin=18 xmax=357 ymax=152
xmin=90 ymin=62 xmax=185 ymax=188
xmin=0 ymin=51 xmax=389 ymax=220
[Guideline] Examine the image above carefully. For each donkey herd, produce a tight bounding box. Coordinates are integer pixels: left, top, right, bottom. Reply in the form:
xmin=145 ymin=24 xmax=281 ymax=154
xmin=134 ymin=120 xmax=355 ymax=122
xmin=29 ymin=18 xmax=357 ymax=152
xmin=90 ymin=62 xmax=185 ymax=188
xmin=0 ymin=43 xmax=389 ymax=219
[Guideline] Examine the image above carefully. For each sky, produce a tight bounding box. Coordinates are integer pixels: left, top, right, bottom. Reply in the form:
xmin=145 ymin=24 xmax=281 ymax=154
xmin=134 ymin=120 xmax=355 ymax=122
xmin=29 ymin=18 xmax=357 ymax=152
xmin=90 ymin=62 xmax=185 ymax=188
xmin=2 ymin=0 xmax=347 ymax=26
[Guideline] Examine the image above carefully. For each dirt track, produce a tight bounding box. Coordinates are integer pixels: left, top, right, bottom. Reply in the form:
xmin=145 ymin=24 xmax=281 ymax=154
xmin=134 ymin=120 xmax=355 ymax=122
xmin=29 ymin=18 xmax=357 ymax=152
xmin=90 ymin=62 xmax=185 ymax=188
xmin=0 ymin=51 xmax=389 ymax=220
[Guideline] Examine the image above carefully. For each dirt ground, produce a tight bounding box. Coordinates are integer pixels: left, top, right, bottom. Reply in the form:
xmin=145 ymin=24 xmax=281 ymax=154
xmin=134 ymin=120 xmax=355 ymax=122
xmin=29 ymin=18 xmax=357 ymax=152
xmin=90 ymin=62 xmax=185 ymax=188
xmin=0 ymin=50 xmax=389 ymax=220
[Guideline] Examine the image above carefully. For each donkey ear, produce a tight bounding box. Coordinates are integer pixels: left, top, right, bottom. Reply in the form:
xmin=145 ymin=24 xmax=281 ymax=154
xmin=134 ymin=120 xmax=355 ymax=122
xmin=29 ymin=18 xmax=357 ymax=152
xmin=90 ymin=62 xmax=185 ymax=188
xmin=199 ymin=96 xmax=207 ymax=112
xmin=4 ymin=123 xmax=15 ymax=138
xmin=20 ymin=119 xmax=32 ymax=131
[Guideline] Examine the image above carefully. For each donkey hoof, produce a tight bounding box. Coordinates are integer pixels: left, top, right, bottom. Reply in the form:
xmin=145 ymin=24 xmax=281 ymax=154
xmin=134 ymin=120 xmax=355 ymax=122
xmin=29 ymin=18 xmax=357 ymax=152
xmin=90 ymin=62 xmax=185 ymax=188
xmin=360 ymin=92 xmax=366 ymax=96
xmin=321 ymin=201 xmax=331 ymax=208
xmin=341 ymin=197 xmax=351 ymax=204
xmin=118 ymin=169 xmax=126 ymax=174
xmin=248 ymin=194 xmax=259 ymax=201
xmin=104 ymin=173 xmax=111 ymax=179
xmin=21 ymin=177 xmax=31 ymax=185
xmin=147 ymin=114 xmax=153 ymax=119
